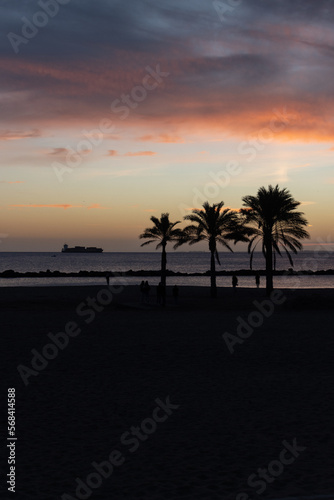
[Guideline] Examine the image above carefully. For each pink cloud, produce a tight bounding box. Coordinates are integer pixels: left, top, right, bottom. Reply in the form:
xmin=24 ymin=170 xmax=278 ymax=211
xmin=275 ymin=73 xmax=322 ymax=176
xmin=3 ymin=53 xmax=334 ymax=143
xmin=48 ymin=148 xmax=70 ymax=156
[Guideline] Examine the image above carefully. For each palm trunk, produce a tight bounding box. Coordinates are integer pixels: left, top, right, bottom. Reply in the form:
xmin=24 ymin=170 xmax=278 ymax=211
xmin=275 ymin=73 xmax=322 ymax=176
xmin=210 ymin=250 xmax=217 ymax=298
xmin=161 ymin=244 xmax=167 ymax=288
xmin=265 ymin=237 xmax=273 ymax=296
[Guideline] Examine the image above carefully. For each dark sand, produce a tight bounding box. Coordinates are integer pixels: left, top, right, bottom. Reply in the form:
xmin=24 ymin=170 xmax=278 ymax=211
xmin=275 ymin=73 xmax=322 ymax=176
xmin=1 ymin=285 xmax=334 ymax=500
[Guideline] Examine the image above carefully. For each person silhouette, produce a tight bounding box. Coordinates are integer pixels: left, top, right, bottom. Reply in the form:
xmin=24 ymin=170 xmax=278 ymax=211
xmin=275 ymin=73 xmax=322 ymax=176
xmin=106 ymin=272 xmax=110 ymax=286
xmin=255 ymin=272 xmax=260 ymax=288
xmin=232 ymin=274 xmax=238 ymax=290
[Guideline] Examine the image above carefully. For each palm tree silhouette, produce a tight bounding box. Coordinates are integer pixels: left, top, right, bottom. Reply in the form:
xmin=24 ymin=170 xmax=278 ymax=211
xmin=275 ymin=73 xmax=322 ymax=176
xmin=139 ymin=213 xmax=184 ymax=291
xmin=241 ymin=185 xmax=310 ymax=295
xmin=180 ymin=201 xmax=249 ymax=298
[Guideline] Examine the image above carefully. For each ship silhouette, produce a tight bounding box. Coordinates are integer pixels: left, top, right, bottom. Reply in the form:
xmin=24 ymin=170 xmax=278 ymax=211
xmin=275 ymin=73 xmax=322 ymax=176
xmin=61 ymin=244 xmax=103 ymax=253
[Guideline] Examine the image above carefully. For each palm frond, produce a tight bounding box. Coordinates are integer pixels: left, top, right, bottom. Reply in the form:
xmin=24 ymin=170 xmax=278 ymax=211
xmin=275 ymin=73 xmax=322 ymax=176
xmin=242 ymin=185 xmax=310 ymax=282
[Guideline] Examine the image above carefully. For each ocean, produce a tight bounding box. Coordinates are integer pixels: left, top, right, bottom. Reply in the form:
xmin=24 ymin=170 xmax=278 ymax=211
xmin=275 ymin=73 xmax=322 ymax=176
xmin=0 ymin=251 xmax=333 ymax=288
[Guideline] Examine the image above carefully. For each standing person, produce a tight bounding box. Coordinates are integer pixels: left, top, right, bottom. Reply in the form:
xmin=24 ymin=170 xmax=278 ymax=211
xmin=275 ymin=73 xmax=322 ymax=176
xmin=255 ymin=272 xmax=260 ymax=288
xmin=106 ymin=272 xmax=110 ymax=286
xmin=172 ymin=285 xmax=179 ymax=304
xmin=232 ymin=274 xmax=238 ymax=290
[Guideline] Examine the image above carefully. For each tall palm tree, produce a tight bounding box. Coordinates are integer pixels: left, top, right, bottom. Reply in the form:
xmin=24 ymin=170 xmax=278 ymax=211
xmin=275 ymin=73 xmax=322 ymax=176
xmin=179 ymin=201 xmax=249 ymax=298
xmin=241 ymin=185 xmax=310 ymax=295
xmin=139 ymin=213 xmax=184 ymax=289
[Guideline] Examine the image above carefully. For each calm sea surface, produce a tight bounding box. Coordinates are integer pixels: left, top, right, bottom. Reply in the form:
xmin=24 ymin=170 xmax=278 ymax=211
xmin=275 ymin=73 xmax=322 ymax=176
xmin=0 ymin=251 xmax=333 ymax=288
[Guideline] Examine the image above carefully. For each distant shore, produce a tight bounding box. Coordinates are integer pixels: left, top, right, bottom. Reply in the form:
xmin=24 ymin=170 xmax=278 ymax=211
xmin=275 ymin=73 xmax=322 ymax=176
xmin=1 ymin=268 xmax=334 ymax=278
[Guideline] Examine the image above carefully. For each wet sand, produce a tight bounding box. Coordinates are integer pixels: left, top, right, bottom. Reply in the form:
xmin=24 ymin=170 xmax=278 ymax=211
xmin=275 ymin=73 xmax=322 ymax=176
xmin=1 ymin=285 xmax=334 ymax=499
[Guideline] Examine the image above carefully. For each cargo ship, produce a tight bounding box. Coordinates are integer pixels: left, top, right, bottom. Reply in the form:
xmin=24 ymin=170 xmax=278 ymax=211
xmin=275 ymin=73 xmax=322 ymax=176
xmin=61 ymin=244 xmax=103 ymax=253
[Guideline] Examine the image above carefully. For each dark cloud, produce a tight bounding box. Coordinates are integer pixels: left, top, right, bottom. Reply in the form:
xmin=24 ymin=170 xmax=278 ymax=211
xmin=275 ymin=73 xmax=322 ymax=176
xmin=1 ymin=0 xmax=334 ymax=139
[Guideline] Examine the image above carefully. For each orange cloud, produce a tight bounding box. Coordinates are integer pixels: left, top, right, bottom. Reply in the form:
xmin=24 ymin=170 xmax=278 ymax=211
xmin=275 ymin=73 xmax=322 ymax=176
xmin=124 ymin=151 xmax=156 ymax=157
xmin=224 ymin=207 xmax=242 ymax=212
xmin=303 ymin=242 xmax=334 ymax=246
xmin=138 ymin=134 xmax=184 ymax=143
xmin=0 ymin=129 xmax=41 ymax=141
xmin=87 ymin=203 xmax=112 ymax=210
xmin=3 ymin=55 xmax=334 ymax=143
xmin=106 ymin=150 xmax=156 ymax=157
xmin=10 ymin=204 xmax=80 ymax=209
xmin=9 ymin=203 xmax=113 ymax=210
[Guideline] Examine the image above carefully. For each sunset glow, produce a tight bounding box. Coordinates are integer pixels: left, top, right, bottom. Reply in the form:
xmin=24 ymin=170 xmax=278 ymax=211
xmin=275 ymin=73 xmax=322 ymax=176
xmin=1 ymin=1 xmax=333 ymax=251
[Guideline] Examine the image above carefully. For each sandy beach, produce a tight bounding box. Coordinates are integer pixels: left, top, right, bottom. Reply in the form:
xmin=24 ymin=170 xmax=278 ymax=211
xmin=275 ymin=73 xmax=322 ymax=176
xmin=1 ymin=285 xmax=334 ymax=499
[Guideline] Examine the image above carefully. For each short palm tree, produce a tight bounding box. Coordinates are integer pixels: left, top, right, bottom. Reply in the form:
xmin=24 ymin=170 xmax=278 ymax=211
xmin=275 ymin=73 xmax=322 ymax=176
xmin=179 ymin=201 xmax=250 ymax=298
xmin=139 ymin=213 xmax=184 ymax=290
xmin=240 ymin=185 xmax=310 ymax=295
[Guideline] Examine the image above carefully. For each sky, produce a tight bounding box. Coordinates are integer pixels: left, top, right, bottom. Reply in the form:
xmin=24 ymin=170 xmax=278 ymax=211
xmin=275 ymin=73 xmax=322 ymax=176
xmin=0 ymin=0 xmax=333 ymax=252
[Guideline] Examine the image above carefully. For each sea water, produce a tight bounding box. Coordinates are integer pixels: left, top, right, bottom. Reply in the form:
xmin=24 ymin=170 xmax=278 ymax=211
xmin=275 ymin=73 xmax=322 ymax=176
xmin=0 ymin=251 xmax=333 ymax=288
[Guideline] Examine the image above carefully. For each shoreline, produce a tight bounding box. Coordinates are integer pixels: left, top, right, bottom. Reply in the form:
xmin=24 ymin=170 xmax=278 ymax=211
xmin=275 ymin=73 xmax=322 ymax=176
xmin=1 ymin=268 xmax=334 ymax=278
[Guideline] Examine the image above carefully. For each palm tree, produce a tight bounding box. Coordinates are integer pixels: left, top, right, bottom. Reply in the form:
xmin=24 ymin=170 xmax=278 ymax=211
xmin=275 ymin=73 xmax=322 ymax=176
xmin=240 ymin=185 xmax=310 ymax=296
xmin=179 ymin=201 xmax=250 ymax=298
xmin=139 ymin=213 xmax=184 ymax=290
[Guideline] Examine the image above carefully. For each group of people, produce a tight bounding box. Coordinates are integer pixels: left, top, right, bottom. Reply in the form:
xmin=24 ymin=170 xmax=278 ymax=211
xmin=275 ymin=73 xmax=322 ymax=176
xmin=232 ymin=272 xmax=261 ymax=289
xmin=108 ymin=272 xmax=261 ymax=304
xmin=140 ymin=280 xmax=151 ymax=303
xmin=140 ymin=281 xmax=179 ymax=306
